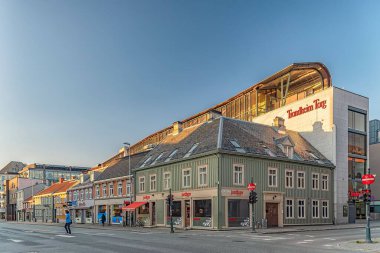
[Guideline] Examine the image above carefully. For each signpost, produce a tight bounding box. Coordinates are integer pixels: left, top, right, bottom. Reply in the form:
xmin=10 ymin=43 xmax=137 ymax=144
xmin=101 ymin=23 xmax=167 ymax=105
xmin=362 ymin=170 xmax=376 ymax=243
xmin=248 ymin=179 xmax=257 ymax=233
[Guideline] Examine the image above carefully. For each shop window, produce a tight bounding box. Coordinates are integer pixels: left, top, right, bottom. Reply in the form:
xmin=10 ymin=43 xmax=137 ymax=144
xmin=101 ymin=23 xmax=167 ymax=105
xmin=268 ymin=168 xmax=277 ymax=187
xmin=198 ymin=166 xmax=208 ymax=187
xmin=163 ymin=172 xmax=171 ymax=190
xmin=321 ymin=174 xmax=329 ymax=191
xmin=193 ymin=199 xmax=212 ymax=227
xmin=150 ymin=175 xmax=157 ymax=192
xmin=322 ymin=201 xmax=329 ymax=218
xmin=348 ymin=132 xmax=366 ymax=156
xmin=348 ymin=110 xmax=366 ymax=132
xmin=233 ymin=165 xmax=244 ymax=185
xmin=182 ymin=169 xmax=191 ymax=188
xmin=285 ymin=170 xmax=294 ymax=188
xmin=167 ymin=201 xmax=182 ymax=225
xmin=228 ymin=199 xmax=249 ymax=227
xmin=348 ymin=157 xmax=366 ymax=180
xmin=139 ymin=177 xmax=145 ymax=192
xmin=285 ymin=199 xmax=294 ymax=219
xmin=312 ymin=173 xmax=319 ymax=190
xmin=298 ymin=199 xmax=305 ymax=219
xmin=297 ymin=171 xmax=305 ymax=189
xmin=312 ymin=200 xmax=319 ymax=218
xmin=139 ymin=204 xmax=149 ymax=214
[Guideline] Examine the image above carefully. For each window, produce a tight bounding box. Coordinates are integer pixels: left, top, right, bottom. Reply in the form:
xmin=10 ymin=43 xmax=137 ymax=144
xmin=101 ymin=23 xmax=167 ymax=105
xmin=80 ymin=190 xmax=84 ymax=200
xmin=194 ymin=199 xmax=212 ymax=218
xmin=297 ymin=171 xmax=305 ymax=189
xmin=139 ymin=177 xmax=145 ymax=192
xmin=285 ymin=170 xmax=294 ymax=188
xmin=96 ymin=185 xmax=100 ymax=198
xmin=89 ymin=188 xmax=92 ymax=199
xmin=312 ymin=173 xmax=319 ymax=190
xmin=126 ymin=183 xmax=131 ymax=195
xmin=348 ymin=110 xmax=366 ymax=132
xmin=286 ymin=199 xmax=294 ymax=218
xmin=140 ymin=156 xmax=152 ymax=168
xmin=184 ymin=143 xmax=199 ymax=158
xmin=312 ymin=200 xmax=319 ymax=218
xmin=150 ymin=175 xmax=157 ymax=191
xmin=268 ymin=168 xmax=278 ymax=187
xmin=298 ymin=199 xmax=305 ymax=219
xmin=163 ymin=172 xmax=171 ymax=190
xmin=321 ymin=174 xmax=328 ymax=191
xmin=108 ymin=183 xmax=114 ymax=196
xmin=284 ymin=146 xmax=294 ymax=159
xmin=198 ymin=166 xmax=208 ymax=187
xmin=118 ymin=181 xmax=122 ymax=196
xmin=85 ymin=189 xmax=88 ymax=200
xmin=233 ymin=165 xmax=244 ymax=185
xmin=165 ymin=149 xmax=178 ymax=162
xmin=182 ymin=169 xmax=191 ymax=188
xmin=348 ymin=132 xmax=366 ymax=156
xmin=322 ymin=201 xmax=329 ymax=218
xmin=230 ymin=140 xmax=246 ymax=153
xmin=102 ymin=184 xmax=107 ymax=197
xmin=227 ymin=199 xmax=249 ymax=227
xmin=151 ymin=153 xmax=164 ymax=166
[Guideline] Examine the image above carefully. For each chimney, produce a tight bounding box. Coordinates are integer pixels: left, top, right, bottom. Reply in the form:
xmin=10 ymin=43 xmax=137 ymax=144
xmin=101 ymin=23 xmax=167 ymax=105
xmin=59 ymin=177 xmax=64 ymax=183
xmin=208 ymin=110 xmax=222 ymax=121
xmin=172 ymin=121 xmax=183 ymax=135
xmin=273 ymin=116 xmax=286 ymax=134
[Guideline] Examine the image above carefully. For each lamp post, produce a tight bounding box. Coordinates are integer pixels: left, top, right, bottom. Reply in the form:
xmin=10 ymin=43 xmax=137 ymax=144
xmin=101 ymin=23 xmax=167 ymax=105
xmin=123 ymin=142 xmax=132 ymax=227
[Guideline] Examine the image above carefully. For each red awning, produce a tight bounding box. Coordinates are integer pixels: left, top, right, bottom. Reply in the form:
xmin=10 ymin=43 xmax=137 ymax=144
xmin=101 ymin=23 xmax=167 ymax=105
xmin=122 ymin=202 xmax=147 ymax=211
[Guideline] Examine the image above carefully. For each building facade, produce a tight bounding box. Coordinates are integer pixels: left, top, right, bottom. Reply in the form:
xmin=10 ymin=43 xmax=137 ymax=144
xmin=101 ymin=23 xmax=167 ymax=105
xmin=370 ymin=119 xmax=380 ymax=145
xmin=133 ymin=117 xmax=334 ymax=229
xmin=16 ymin=183 xmax=46 ymax=221
xmin=369 ymin=142 xmax=380 ymax=219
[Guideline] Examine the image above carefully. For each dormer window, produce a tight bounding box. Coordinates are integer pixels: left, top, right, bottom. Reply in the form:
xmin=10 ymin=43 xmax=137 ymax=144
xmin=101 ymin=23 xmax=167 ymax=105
xmin=184 ymin=143 xmax=199 ymax=158
xmin=140 ymin=156 xmax=152 ymax=168
xmin=283 ymin=145 xmax=294 ymax=159
xmin=230 ymin=140 xmax=246 ymax=153
xmin=165 ymin=149 xmax=178 ymax=162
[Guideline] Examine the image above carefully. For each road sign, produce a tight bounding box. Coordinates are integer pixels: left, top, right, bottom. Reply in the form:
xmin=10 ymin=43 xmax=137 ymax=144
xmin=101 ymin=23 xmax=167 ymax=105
xmin=362 ymin=174 xmax=375 ymax=185
xmin=247 ymin=183 xmax=256 ymax=191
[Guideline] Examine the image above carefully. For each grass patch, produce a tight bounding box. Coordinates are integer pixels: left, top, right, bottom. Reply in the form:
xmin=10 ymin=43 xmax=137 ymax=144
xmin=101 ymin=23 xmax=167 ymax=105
xmin=356 ymin=240 xmax=379 ymax=244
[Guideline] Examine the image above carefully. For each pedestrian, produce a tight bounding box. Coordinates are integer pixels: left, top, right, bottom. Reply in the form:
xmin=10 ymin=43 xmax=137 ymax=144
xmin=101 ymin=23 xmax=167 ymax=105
xmin=101 ymin=213 xmax=106 ymax=227
xmin=64 ymin=210 xmax=72 ymax=234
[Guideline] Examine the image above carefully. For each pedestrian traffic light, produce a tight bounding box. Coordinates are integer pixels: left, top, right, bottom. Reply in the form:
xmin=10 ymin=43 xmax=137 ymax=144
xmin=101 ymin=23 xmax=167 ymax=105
xmin=252 ymin=191 xmax=258 ymax=203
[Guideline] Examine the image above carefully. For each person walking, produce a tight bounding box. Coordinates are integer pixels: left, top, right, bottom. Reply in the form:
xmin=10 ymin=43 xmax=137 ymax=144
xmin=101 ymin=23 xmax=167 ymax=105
xmin=64 ymin=210 xmax=72 ymax=234
xmin=101 ymin=213 xmax=106 ymax=227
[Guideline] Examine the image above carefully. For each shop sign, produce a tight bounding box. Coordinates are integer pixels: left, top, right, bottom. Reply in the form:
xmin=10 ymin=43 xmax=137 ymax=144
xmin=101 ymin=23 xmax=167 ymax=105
xmin=287 ymin=99 xmax=327 ymax=119
xmin=349 ymin=191 xmax=360 ymax=197
xmin=182 ymin=192 xmax=191 ymax=197
xmin=231 ymin=190 xmax=244 ymax=196
xmin=143 ymin=195 xmax=151 ymax=200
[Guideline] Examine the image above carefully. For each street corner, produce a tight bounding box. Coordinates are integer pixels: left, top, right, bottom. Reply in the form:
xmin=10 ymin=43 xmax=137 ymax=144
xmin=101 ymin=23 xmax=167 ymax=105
xmin=337 ymin=238 xmax=380 ymax=252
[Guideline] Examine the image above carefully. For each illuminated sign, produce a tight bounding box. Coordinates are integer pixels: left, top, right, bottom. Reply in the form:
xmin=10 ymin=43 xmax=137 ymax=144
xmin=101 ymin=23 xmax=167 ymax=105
xmin=287 ymin=99 xmax=327 ymax=119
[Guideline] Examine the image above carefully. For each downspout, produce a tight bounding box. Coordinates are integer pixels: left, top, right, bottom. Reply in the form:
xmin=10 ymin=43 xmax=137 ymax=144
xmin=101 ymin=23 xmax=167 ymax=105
xmin=216 ymin=117 xmax=223 ymax=230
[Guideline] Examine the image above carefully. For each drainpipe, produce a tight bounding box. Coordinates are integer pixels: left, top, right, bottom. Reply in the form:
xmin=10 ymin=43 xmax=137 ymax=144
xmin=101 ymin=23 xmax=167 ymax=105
xmin=216 ymin=154 xmax=221 ymax=230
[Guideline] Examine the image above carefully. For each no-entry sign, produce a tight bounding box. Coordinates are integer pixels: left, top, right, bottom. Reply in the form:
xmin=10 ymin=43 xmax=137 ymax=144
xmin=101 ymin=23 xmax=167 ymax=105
xmin=247 ymin=183 xmax=256 ymax=191
xmin=362 ymin=174 xmax=375 ymax=185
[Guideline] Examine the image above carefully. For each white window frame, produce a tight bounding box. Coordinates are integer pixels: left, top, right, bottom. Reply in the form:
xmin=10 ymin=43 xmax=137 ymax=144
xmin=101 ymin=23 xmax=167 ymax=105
xmin=150 ymin=174 xmax=157 ymax=192
xmin=182 ymin=168 xmax=191 ymax=188
xmin=117 ymin=181 xmax=123 ymax=196
xmin=139 ymin=176 xmax=145 ymax=193
xmin=322 ymin=200 xmax=329 ymax=218
xmin=297 ymin=171 xmax=305 ymax=189
xmin=268 ymin=167 xmax=278 ymax=187
xmin=109 ymin=183 xmax=114 ymax=197
xmin=89 ymin=188 xmax=93 ymax=199
xmin=312 ymin=173 xmax=319 ymax=190
xmin=321 ymin=174 xmax=329 ymax=191
xmin=163 ymin=172 xmax=171 ymax=190
xmin=102 ymin=184 xmax=107 ymax=197
xmin=85 ymin=189 xmax=88 ymax=200
xmin=285 ymin=169 xmax=294 ymax=188
xmin=233 ymin=164 xmax=244 ymax=186
xmin=312 ymin=200 xmax=319 ymax=218
xmin=285 ymin=198 xmax=294 ymax=219
xmin=297 ymin=199 xmax=306 ymax=219
xmin=126 ymin=183 xmax=131 ymax=196
xmin=198 ymin=165 xmax=208 ymax=187
xmin=96 ymin=185 xmax=100 ymax=199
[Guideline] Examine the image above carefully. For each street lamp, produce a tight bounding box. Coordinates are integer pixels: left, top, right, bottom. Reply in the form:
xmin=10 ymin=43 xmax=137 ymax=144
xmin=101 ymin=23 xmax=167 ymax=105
xmin=123 ymin=142 xmax=132 ymax=227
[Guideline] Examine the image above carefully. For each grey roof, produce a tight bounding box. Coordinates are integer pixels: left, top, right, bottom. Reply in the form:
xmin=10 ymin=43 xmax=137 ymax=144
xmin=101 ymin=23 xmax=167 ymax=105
xmin=96 ymin=152 xmax=148 ymax=181
xmin=0 ymin=161 xmax=26 ymax=174
xmin=135 ymin=117 xmax=333 ymax=169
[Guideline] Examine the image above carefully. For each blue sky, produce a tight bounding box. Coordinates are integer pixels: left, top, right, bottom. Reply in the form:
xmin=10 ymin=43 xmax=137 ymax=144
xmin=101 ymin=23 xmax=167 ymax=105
xmin=1 ymin=0 xmax=379 ymax=168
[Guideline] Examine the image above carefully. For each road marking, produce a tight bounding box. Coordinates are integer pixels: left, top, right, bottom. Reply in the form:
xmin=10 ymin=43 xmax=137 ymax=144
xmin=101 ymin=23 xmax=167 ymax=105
xmin=305 ymin=235 xmax=315 ymax=238
xmin=296 ymin=241 xmax=309 ymax=244
xmin=323 ymin=244 xmax=333 ymax=247
xmin=323 ymin=238 xmax=336 ymax=240
xmin=56 ymin=235 xmax=75 ymax=238
xmin=304 ymin=240 xmax=314 ymax=242
xmin=7 ymin=239 xmax=23 ymax=243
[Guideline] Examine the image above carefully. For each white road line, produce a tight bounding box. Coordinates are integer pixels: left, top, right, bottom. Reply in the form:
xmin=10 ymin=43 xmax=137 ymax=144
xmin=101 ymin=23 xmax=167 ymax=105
xmin=304 ymin=239 xmax=314 ymax=242
xmin=56 ymin=235 xmax=75 ymax=238
xmin=7 ymin=239 xmax=23 ymax=243
xmin=323 ymin=238 xmax=336 ymax=240
xmin=296 ymin=241 xmax=309 ymax=244
xmin=323 ymin=244 xmax=333 ymax=247
xmin=305 ymin=235 xmax=315 ymax=238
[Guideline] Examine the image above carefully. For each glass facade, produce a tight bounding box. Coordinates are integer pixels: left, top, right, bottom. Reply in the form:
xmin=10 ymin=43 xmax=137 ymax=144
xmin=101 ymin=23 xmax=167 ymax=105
xmin=369 ymin=119 xmax=380 ymax=144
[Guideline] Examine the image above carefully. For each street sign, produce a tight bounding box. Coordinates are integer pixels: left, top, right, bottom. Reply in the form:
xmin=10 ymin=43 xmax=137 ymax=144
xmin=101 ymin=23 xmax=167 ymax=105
xmin=247 ymin=183 xmax=256 ymax=191
xmin=362 ymin=174 xmax=375 ymax=185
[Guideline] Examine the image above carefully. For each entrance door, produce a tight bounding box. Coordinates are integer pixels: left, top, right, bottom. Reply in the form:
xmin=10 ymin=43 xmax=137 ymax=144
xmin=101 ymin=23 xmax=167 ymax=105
xmin=266 ymin=203 xmax=278 ymax=227
xmin=185 ymin=200 xmax=190 ymax=227
xmin=151 ymin=202 xmax=156 ymax=226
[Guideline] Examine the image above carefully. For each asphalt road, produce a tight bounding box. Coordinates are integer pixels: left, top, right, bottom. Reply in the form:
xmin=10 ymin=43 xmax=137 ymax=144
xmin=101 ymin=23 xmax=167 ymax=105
xmin=0 ymin=222 xmax=379 ymax=253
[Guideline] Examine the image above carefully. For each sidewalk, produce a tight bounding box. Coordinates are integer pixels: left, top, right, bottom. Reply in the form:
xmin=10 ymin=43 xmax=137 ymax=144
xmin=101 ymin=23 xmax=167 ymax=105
xmin=3 ymin=220 xmax=380 ymax=234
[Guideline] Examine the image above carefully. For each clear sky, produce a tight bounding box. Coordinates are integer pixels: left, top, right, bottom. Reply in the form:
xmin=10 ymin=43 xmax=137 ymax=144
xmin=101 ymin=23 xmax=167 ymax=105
xmin=1 ymin=0 xmax=379 ymax=169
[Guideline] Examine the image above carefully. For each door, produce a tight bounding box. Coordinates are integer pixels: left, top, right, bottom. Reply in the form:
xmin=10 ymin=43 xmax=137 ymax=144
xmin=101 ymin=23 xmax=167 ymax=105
xmin=266 ymin=203 xmax=278 ymax=227
xmin=151 ymin=202 xmax=156 ymax=225
xmin=185 ymin=200 xmax=190 ymax=227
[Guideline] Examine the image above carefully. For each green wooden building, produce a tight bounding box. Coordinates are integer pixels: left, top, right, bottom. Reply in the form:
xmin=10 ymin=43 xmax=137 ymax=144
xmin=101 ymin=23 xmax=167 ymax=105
xmin=133 ymin=113 xmax=334 ymax=229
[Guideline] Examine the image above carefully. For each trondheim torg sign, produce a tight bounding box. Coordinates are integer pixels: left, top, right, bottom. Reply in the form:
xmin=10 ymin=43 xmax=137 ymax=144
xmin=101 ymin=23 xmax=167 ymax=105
xmin=287 ymin=99 xmax=327 ymax=119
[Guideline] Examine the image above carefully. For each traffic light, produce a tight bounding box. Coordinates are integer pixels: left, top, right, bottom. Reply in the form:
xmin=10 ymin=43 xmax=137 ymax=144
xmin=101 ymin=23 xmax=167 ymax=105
xmin=166 ymin=194 xmax=174 ymax=205
xmin=252 ymin=191 xmax=257 ymax=203
xmin=249 ymin=191 xmax=258 ymax=204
